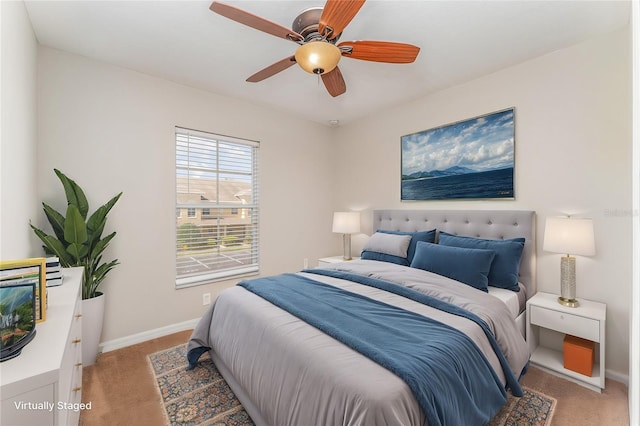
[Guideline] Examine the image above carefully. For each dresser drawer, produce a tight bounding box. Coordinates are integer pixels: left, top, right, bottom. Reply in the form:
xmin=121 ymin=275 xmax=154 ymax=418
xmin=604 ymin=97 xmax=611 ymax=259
xmin=530 ymin=305 xmax=599 ymax=342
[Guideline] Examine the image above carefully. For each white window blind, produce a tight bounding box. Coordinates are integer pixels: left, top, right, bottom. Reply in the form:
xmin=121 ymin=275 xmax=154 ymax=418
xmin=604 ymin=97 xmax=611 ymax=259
xmin=175 ymin=127 xmax=259 ymax=288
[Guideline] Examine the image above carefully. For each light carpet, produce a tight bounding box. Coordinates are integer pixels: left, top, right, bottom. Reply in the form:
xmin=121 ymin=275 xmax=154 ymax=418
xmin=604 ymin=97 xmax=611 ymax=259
xmin=148 ymin=344 xmax=556 ymax=426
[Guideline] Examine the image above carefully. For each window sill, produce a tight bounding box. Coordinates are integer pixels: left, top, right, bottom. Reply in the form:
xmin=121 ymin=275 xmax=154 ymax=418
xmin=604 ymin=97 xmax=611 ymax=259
xmin=176 ymin=266 xmax=259 ymax=289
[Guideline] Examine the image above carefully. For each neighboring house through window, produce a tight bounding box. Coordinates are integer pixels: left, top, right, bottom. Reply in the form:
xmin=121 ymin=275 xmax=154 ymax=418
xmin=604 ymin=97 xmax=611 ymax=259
xmin=175 ymin=127 xmax=259 ymax=287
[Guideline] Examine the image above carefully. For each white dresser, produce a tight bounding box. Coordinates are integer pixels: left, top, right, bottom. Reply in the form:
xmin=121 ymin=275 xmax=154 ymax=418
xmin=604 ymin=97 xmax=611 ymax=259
xmin=1 ymin=267 xmax=83 ymax=425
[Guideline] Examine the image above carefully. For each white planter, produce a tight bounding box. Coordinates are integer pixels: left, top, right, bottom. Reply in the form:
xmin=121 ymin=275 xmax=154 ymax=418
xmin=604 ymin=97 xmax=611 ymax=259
xmin=82 ymin=292 xmax=105 ymax=366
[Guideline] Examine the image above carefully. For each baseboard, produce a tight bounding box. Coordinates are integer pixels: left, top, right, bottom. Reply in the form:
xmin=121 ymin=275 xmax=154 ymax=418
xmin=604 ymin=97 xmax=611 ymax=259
xmin=99 ymin=318 xmax=200 ymax=353
xmin=606 ymin=369 xmax=629 ymax=387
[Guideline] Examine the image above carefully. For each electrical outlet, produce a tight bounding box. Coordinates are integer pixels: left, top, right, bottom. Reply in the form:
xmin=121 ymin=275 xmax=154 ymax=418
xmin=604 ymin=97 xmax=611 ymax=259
xmin=303 ymin=258 xmax=309 ymax=269
xmin=202 ymin=293 xmax=211 ymax=305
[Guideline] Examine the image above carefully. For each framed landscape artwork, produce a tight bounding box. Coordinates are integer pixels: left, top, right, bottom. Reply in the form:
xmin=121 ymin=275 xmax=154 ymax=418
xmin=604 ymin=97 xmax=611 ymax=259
xmin=401 ymin=108 xmax=515 ymax=201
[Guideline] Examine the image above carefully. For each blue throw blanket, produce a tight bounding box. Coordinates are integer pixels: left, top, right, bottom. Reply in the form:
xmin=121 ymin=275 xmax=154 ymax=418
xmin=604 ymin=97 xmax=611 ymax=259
xmin=238 ymin=271 xmax=516 ymax=426
xmin=307 ymin=268 xmax=524 ymax=395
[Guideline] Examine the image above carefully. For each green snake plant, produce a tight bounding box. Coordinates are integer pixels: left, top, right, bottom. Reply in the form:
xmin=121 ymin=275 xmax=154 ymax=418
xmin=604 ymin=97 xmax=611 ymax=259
xmin=31 ymin=169 xmax=122 ymax=300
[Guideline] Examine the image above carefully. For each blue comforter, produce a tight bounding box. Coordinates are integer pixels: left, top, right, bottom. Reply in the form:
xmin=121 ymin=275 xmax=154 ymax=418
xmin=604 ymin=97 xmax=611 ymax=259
xmin=237 ymin=270 xmax=520 ymax=426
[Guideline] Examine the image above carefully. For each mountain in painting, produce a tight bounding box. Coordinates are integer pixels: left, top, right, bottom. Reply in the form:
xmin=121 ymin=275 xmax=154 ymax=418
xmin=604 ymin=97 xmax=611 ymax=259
xmin=402 ymin=166 xmax=477 ymax=181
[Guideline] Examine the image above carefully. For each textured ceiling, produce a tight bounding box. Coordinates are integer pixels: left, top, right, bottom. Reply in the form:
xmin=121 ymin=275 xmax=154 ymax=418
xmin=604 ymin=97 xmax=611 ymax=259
xmin=24 ymin=0 xmax=630 ymax=126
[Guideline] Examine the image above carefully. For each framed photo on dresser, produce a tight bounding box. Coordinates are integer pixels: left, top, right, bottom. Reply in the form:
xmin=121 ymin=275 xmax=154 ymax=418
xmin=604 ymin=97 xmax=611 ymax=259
xmin=0 ymin=258 xmax=47 ymax=322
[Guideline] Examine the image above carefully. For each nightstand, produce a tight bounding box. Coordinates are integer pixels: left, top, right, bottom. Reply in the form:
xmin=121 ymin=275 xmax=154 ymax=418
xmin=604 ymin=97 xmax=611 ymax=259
xmin=317 ymin=256 xmax=360 ymax=267
xmin=526 ymin=292 xmax=606 ymax=392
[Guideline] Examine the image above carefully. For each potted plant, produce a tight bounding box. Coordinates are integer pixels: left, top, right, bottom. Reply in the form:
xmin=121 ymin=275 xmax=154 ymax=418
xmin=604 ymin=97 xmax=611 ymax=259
xmin=31 ymin=169 xmax=122 ymax=365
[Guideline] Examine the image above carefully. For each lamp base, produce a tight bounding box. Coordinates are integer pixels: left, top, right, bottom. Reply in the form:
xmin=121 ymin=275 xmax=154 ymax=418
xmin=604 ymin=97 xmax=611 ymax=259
xmin=559 ymin=255 xmax=578 ymax=308
xmin=342 ymin=234 xmax=352 ymax=261
xmin=558 ymin=296 xmax=579 ymax=308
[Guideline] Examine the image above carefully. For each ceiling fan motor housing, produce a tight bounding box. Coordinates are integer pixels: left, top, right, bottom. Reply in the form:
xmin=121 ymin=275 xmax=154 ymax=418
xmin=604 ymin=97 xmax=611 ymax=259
xmin=292 ymin=7 xmax=340 ymax=42
xmin=292 ymin=7 xmax=342 ymax=75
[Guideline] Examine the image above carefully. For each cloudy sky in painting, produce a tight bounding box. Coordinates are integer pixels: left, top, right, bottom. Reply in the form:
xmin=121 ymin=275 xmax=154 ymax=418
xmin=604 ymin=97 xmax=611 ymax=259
xmin=402 ymin=109 xmax=514 ymax=175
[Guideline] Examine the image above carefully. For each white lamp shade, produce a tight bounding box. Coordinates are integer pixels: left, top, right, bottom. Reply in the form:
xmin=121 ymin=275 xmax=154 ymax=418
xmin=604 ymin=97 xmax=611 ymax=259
xmin=543 ymin=217 xmax=595 ymax=256
xmin=332 ymin=212 xmax=360 ymax=234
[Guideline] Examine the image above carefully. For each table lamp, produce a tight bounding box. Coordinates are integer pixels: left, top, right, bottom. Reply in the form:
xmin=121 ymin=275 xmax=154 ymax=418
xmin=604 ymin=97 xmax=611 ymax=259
xmin=543 ymin=216 xmax=595 ymax=307
xmin=332 ymin=212 xmax=360 ymax=261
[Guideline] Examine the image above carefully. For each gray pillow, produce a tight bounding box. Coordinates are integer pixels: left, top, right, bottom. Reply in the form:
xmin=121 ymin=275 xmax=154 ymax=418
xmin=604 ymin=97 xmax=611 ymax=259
xmin=362 ymin=232 xmax=412 ymax=258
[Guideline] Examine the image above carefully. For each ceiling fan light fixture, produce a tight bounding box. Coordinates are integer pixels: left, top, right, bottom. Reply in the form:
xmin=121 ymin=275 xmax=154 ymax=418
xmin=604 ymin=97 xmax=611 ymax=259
xmin=295 ymin=41 xmax=341 ymax=75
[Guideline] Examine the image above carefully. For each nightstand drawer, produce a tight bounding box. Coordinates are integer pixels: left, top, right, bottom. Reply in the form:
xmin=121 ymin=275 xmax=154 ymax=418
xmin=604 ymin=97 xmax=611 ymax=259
xmin=530 ymin=305 xmax=599 ymax=342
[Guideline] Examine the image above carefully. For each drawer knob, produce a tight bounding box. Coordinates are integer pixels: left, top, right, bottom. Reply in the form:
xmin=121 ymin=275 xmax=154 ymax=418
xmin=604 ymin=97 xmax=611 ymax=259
xmin=75 ymin=314 xmax=83 ymax=318
xmin=72 ymin=387 xmax=82 ymax=393
xmin=72 ymin=339 xmax=81 ymax=344
xmin=75 ymin=362 xmax=83 ymax=367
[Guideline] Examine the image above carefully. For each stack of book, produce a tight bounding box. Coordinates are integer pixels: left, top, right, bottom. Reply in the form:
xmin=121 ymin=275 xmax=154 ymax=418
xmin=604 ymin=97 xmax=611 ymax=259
xmin=46 ymin=257 xmax=63 ymax=287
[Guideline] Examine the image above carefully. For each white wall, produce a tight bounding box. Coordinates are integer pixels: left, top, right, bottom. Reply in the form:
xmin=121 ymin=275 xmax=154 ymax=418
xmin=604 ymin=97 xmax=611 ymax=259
xmin=36 ymin=47 xmax=337 ymax=342
xmin=331 ymin=27 xmax=632 ymax=378
xmin=0 ymin=1 xmax=39 ymax=260
xmin=629 ymin=0 xmax=639 ymax=421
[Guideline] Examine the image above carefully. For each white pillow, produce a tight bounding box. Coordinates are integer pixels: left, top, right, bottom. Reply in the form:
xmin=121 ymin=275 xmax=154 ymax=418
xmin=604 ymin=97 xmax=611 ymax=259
xmin=362 ymin=232 xmax=412 ymax=258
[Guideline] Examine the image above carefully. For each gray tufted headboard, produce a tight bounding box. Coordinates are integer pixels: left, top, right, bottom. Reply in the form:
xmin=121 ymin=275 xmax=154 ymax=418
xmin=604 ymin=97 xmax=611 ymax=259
xmin=372 ymin=210 xmax=537 ymax=299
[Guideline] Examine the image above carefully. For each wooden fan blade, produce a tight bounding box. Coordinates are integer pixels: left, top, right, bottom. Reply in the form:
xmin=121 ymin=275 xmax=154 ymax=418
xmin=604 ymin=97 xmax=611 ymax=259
xmin=318 ymin=0 xmax=366 ymax=39
xmin=321 ymin=67 xmax=346 ymax=97
xmin=210 ymin=1 xmax=303 ymax=43
xmin=246 ymin=56 xmax=297 ymax=83
xmin=338 ymin=40 xmax=420 ymax=63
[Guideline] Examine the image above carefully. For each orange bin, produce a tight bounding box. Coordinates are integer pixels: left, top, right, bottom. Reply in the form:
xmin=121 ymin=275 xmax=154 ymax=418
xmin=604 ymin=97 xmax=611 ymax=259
xmin=563 ymin=334 xmax=595 ymax=376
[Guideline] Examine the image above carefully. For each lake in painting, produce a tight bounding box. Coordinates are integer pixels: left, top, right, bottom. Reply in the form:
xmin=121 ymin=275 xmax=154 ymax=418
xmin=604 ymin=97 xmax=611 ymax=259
xmin=401 ymin=167 xmax=514 ymax=200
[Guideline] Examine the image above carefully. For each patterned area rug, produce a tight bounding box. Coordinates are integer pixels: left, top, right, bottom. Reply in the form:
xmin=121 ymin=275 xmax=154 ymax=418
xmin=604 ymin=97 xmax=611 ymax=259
xmin=488 ymin=385 xmax=556 ymax=426
xmin=149 ymin=344 xmax=555 ymax=426
xmin=149 ymin=344 xmax=253 ymax=426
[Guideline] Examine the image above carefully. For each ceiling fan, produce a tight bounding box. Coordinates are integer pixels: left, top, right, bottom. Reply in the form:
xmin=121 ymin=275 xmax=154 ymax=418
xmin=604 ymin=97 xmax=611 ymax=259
xmin=209 ymin=0 xmax=420 ymax=97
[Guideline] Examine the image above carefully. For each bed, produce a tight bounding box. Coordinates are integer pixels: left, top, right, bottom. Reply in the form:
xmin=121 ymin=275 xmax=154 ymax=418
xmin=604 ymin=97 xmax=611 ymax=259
xmin=187 ymin=209 xmax=536 ymax=426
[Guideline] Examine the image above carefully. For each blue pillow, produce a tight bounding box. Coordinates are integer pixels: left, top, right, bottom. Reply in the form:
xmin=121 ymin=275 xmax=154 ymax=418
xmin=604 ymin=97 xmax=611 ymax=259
xmin=438 ymin=231 xmax=525 ymax=292
xmin=410 ymin=242 xmax=495 ymax=292
xmin=361 ymin=250 xmax=409 ymax=266
xmin=377 ymin=229 xmax=436 ymax=263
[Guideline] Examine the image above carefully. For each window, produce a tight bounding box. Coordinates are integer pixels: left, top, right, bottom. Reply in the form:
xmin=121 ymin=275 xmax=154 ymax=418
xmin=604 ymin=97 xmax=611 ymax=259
xmin=175 ymin=127 xmax=259 ymax=287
